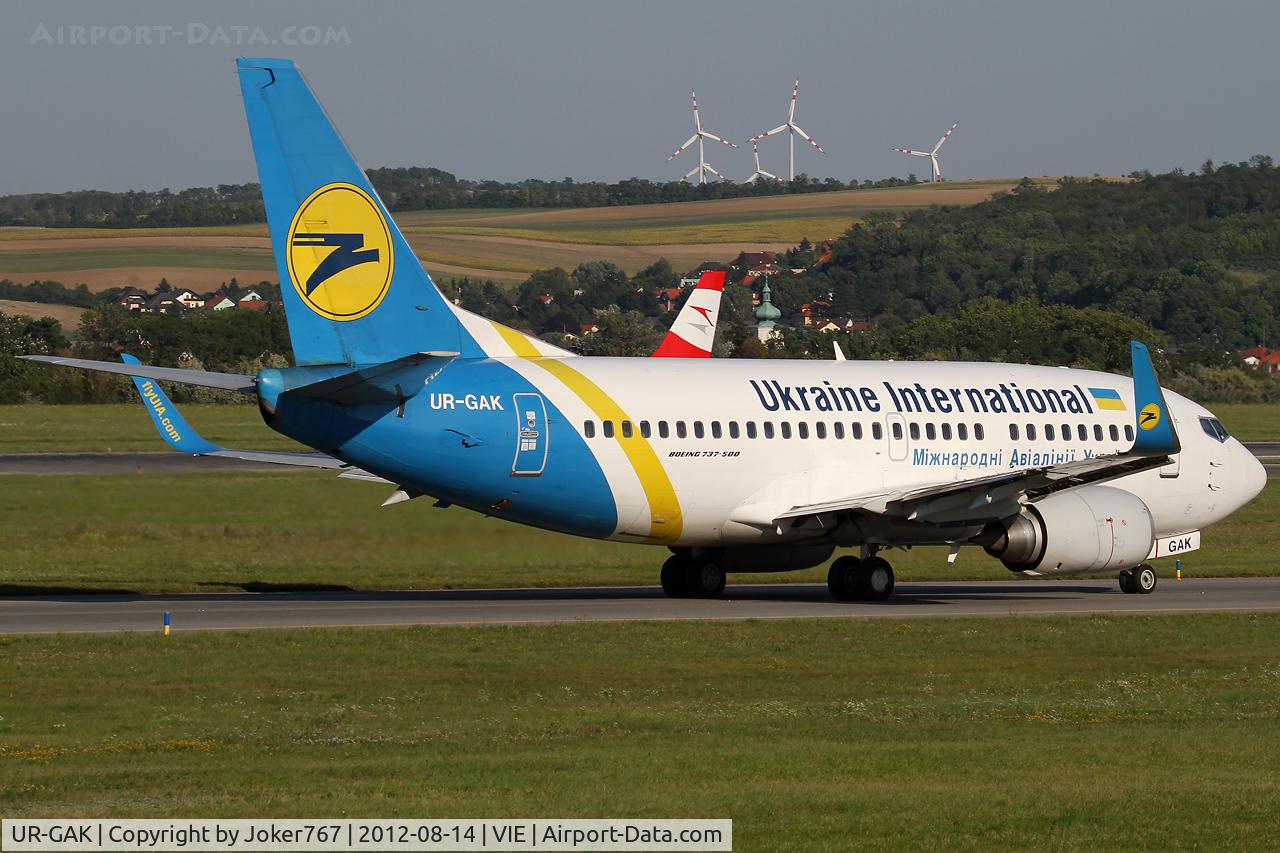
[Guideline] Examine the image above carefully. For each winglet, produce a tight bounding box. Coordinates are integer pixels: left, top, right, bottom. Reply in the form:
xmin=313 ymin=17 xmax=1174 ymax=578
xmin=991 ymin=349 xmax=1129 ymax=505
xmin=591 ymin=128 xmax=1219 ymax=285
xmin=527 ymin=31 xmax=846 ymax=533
xmin=1129 ymin=341 xmax=1180 ymax=455
xmin=121 ymin=354 xmax=221 ymax=455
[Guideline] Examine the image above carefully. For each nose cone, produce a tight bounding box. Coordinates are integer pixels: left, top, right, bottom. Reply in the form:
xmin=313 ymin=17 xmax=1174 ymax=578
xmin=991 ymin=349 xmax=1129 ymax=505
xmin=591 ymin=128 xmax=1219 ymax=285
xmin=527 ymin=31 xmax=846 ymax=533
xmin=1233 ymin=440 xmax=1268 ymax=509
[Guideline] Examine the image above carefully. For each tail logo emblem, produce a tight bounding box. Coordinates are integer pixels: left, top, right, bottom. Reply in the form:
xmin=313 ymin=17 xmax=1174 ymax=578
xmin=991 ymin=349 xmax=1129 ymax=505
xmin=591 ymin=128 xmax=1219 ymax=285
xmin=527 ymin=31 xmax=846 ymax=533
xmin=287 ymin=182 xmax=394 ymax=321
xmin=1138 ymin=403 xmax=1162 ymax=431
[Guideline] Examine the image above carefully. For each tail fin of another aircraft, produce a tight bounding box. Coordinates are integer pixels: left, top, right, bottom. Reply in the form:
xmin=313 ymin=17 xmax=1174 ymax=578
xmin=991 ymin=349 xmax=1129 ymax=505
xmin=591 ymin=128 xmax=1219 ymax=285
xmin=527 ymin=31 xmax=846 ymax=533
xmin=652 ymin=271 xmax=725 ymax=357
xmin=237 ymin=58 xmax=491 ymax=366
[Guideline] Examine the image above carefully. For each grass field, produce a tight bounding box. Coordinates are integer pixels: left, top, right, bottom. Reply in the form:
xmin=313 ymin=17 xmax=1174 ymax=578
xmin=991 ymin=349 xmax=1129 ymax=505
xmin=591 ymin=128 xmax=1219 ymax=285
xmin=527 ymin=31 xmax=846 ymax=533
xmin=1 ymin=469 xmax=1275 ymax=595
xmin=1 ymin=614 xmax=1278 ymax=849
xmin=2 ymin=402 xmax=1277 ymax=455
xmin=0 ymin=181 xmax=1022 ymax=288
xmin=0 ymin=300 xmax=87 ymax=327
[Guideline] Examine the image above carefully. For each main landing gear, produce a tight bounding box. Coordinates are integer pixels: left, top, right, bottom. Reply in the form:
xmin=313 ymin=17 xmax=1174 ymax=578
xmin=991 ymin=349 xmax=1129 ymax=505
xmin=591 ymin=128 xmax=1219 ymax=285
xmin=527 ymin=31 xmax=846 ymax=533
xmin=1118 ymin=563 xmax=1157 ymax=595
xmin=660 ymin=554 xmax=727 ymax=599
xmin=827 ymin=553 xmax=895 ymax=602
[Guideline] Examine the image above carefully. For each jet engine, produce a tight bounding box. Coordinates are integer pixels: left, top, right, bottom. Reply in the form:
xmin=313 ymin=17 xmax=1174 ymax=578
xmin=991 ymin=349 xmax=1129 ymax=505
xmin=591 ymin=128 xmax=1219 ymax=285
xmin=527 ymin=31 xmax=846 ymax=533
xmin=976 ymin=486 xmax=1154 ymax=576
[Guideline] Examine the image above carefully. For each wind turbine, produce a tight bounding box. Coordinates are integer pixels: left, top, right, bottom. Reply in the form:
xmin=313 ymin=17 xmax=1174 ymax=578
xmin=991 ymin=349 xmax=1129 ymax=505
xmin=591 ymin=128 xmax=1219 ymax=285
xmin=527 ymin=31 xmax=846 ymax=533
xmin=892 ymin=121 xmax=959 ymax=182
xmin=667 ymin=90 xmax=738 ymax=184
xmin=745 ymin=140 xmax=780 ymax=183
xmin=749 ymin=77 xmax=826 ymax=182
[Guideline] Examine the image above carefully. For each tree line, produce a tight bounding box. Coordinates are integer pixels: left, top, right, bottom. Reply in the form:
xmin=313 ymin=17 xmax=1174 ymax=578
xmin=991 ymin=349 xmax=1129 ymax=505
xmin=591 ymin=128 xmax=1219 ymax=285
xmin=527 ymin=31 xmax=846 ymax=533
xmin=0 ymin=169 xmax=919 ymax=228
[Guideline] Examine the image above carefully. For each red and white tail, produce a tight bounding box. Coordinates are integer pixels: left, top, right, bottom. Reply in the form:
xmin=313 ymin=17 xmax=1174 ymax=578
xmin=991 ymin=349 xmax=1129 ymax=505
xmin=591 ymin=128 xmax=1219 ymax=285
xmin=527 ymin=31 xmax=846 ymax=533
xmin=651 ymin=271 xmax=725 ymax=358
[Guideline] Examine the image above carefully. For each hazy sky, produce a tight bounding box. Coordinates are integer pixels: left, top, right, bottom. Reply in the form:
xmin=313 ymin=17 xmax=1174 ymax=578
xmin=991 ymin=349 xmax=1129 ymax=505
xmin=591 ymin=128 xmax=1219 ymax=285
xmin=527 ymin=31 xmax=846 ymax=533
xmin=3 ymin=0 xmax=1277 ymax=195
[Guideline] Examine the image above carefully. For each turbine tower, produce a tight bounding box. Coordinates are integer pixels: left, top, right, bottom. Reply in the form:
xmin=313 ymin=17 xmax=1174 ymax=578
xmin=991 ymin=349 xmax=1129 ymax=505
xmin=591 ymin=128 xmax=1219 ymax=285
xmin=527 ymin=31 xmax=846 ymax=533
xmin=892 ymin=121 xmax=959 ymax=182
xmin=667 ymin=90 xmax=738 ymax=184
xmin=749 ymin=77 xmax=826 ymax=182
xmin=745 ymin=140 xmax=780 ymax=183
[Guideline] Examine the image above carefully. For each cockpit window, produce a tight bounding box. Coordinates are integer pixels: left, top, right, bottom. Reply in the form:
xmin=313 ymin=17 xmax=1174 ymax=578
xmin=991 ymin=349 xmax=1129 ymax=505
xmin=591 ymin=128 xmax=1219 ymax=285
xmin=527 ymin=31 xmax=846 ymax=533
xmin=1200 ymin=416 xmax=1229 ymax=443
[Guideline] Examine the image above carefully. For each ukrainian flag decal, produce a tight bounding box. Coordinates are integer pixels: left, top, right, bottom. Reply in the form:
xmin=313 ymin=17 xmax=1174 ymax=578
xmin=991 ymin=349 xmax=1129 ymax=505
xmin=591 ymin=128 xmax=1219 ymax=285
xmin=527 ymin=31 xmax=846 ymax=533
xmin=1088 ymin=387 xmax=1126 ymax=411
xmin=287 ymin=182 xmax=394 ymax=321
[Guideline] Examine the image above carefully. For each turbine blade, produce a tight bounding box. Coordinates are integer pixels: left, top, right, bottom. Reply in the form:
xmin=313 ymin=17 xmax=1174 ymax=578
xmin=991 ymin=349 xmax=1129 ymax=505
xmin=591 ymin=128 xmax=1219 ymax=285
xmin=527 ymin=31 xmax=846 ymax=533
xmin=755 ymin=124 xmax=788 ymax=139
xmin=701 ymin=131 xmax=739 ymax=148
xmin=791 ymin=124 xmax=825 ymax=153
xmin=932 ymin=121 xmax=959 ymax=154
xmin=684 ymin=165 xmax=700 ymax=181
xmin=789 ymin=77 xmax=800 ymax=122
xmin=668 ymin=135 xmax=698 ymax=160
xmin=691 ymin=91 xmax=701 ymax=132
xmin=704 ymin=164 xmax=730 ymax=181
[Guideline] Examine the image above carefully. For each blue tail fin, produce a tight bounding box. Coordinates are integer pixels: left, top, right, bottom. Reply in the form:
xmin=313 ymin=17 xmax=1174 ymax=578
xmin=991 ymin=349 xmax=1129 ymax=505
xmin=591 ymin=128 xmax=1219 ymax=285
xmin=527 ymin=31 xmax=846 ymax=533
xmin=1130 ymin=341 xmax=1180 ymax=455
xmin=237 ymin=58 xmax=483 ymax=366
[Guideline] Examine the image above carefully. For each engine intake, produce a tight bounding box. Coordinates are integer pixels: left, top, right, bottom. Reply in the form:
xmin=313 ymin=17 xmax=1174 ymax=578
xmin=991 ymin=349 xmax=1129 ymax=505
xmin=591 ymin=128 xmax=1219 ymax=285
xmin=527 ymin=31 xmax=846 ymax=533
xmin=977 ymin=486 xmax=1154 ymax=576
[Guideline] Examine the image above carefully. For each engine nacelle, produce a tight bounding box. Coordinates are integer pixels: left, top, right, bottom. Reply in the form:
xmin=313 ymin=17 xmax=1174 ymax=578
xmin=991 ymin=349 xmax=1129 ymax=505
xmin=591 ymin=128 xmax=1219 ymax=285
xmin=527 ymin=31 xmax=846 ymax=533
xmin=977 ymin=486 xmax=1154 ymax=576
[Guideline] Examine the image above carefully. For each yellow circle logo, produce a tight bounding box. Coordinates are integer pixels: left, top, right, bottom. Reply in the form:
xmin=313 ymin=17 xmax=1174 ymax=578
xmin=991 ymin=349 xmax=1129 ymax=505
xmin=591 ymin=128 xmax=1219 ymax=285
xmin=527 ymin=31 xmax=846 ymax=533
xmin=286 ymin=182 xmax=393 ymax=321
xmin=1138 ymin=403 xmax=1162 ymax=431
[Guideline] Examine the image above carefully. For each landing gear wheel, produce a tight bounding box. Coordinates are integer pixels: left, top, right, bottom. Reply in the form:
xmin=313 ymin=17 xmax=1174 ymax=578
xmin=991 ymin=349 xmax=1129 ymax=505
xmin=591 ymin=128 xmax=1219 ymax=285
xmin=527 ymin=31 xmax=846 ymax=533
xmin=688 ymin=562 xmax=727 ymax=599
xmin=859 ymin=557 xmax=896 ymax=602
xmin=1134 ymin=563 xmax=1157 ymax=595
xmin=827 ymin=556 xmax=863 ymax=601
xmin=661 ymin=556 xmax=689 ymax=597
xmin=1118 ymin=568 xmax=1136 ymax=594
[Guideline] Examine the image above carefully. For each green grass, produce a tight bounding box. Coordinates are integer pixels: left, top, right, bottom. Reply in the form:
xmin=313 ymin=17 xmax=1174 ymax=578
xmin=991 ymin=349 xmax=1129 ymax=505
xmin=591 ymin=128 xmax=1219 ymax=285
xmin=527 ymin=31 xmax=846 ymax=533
xmin=1 ymin=615 xmax=1278 ymax=849
xmin=1 ymin=471 xmax=1276 ymax=595
xmin=1212 ymin=403 xmax=1280 ymax=442
xmin=0 ymin=404 xmax=303 ymax=453
xmin=0 ymin=247 xmax=274 ymax=273
xmin=403 ymin=215 xmax=867 ymax=246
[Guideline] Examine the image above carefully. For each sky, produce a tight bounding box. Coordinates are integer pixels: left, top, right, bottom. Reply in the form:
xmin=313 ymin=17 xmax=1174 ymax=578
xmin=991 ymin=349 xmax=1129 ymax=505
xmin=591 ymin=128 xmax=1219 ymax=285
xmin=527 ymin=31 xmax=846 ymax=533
xmin=2 ymin=0 xmax=1278 ymax=195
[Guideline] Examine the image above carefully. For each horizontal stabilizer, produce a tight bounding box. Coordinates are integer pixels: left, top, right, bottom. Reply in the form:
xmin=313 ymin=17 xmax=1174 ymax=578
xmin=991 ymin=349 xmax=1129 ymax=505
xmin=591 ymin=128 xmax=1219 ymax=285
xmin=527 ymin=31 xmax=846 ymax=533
xmin=21 ymin=355 xmax=255 ymax=392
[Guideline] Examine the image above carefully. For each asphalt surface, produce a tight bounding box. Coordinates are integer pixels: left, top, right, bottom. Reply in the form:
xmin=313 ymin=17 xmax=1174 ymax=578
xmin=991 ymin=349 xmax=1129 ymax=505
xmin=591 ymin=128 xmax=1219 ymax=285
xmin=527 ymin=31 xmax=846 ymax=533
xmin=2 ymin=577 xmax=1279 ymax=634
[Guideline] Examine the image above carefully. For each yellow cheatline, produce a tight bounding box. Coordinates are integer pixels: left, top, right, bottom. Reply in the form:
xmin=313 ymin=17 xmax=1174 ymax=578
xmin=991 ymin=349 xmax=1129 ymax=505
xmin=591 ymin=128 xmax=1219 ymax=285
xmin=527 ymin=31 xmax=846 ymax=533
xmin=489 ymin=321 xmax=683 ymax=542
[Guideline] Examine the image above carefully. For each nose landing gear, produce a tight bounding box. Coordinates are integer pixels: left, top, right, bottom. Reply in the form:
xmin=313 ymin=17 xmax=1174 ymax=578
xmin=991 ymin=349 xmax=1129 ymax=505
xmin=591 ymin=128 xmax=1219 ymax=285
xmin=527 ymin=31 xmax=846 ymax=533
xmin=1118 ymin=563 xmax=1157 ymax=594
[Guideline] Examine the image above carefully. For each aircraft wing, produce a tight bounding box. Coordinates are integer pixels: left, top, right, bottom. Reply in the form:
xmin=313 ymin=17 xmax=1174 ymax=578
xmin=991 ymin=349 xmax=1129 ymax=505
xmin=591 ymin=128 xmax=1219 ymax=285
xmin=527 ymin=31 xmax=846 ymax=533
xmin=773 ymin=342 xmax=1179 ymax=528
xmin=119 ymin=353 xmax=388 ymax=480
xmin=20 ymin=355 xmax=256 ymax=392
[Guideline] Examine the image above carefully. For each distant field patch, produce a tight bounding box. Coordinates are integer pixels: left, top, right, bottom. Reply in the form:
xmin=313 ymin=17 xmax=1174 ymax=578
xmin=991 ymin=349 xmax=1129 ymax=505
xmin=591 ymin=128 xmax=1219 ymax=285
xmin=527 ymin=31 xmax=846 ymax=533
xmin=0 ymin=247 xmax=274 ymax=274
xmin=0 ymin=300 xmax=86 ymax=327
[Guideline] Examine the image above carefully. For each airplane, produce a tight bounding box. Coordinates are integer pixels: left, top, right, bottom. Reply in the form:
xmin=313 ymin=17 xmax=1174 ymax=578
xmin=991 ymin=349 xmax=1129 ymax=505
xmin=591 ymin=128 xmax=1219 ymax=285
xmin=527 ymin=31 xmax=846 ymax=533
xmin=653 ymin=271 xmax=724 ymax=357
xmin=24 ymin=58 xmax=1266 ymax=603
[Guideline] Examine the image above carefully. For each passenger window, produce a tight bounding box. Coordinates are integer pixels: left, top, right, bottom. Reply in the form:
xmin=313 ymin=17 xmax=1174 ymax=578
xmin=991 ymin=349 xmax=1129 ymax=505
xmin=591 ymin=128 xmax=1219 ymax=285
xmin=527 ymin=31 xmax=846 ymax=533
xmin=694 ymin=421 xmax=704 ymax=439
xmin=1094 ymin=424 xmax=1104 ymax=441
xmin=763 ymin=422 xmax=775 ymax=439
xmin=1077 ymin=424 xmax=1087 ymax=441
xmin=798 ymin=423 xmax=809 ymax=439
xmin=676 ymin=421 xmax=687 ymax=439
xmin=711 ymin=421 xmax=722 ymax=439
xmin=873 ymin=422 xmax=884 ymax=440
xmin=584 ymin=421 xmax=595 ymax=439
xmin=926 ymin=423 xmax=937 ymax=440
xmin=746 ymin=421 xmax=758 ymax=439
xmin=975 ymin=424 xmax=985 ymax=441
xmin=957 ymin=423 xmax=968 ymax=441
xmin=621 ymin=421 xmax=633 ymax=438
xmin=941 ymin=423 xmax=952 ymax=441
xmin=1045 ymin=424 xmax=1055 ymax=441
xmin=1109 ymin=424 xmax=1119 ymax=442
xmin=815 ymin=422 xmax=827 ymax=439
xmin=640 ymin=421 xmax=651 ymax=438
xmin=781 ymin=422 xmax=793 ymax=439
xmin=659 ymin=421 xmax=670 ymax=439
xmin=1026 ymin=424 xmax=1037 ymax=441
xmin=852 ymin=422 xmax=864 ymax=440
xmin=892 ymin=422 xmax=903 ymax=440
xmin=1010 ymin=424 xmax=1020 ymax=440
xmin=729 ymin=421 xmax=740 ymax=439
xmin=1063 ymin=424 xmax=1072 ymax=441
xmin=833 ymin=423 xmax=845 ymax=440
xmin=603 ymin=421 xmax=615 ymax=438
xmin=1124 ymin=425 xmax=1134 ymax=442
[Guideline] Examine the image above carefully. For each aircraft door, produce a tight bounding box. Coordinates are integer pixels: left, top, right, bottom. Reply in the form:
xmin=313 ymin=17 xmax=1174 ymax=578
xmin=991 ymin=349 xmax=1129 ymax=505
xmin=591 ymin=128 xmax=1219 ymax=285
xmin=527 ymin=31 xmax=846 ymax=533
xmin=886 ymin=413 xmax=908 ymax=462
xmin=511 ymin=392 xmax=548 ymax=477
xmin=1159 ymin=414 xmax=1181 ymax=478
